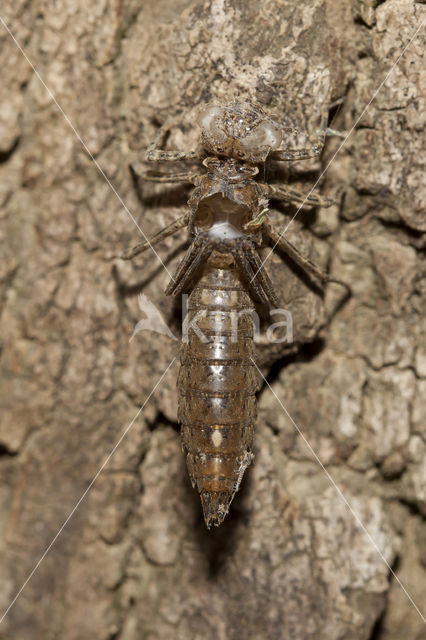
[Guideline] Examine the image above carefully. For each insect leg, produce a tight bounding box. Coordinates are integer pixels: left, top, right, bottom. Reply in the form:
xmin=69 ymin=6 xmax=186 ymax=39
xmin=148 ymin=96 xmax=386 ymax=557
xmin=270 ymin=145 xmax=324 ymax=162
xmin=271 ymin=125 xmax=348 ymax=161
xmin=261 ymin=183 xmax=335 ymax=208
xmin=271 ymin=108 xmax=327 ymax=161
xmin=145 ymin=121 xmax=198 ymax=163
xmin=118 ymin=212 xmax=191 ymax=260
xmin=130 ymin=162 xmax=201 ymax=184
xmin=165 ymin=235 xmax=213 ymax=296
xmin=271 ymin=102 xmax=348 ymax=162
xmin=263 ymin=221 xmax=351 ymax=295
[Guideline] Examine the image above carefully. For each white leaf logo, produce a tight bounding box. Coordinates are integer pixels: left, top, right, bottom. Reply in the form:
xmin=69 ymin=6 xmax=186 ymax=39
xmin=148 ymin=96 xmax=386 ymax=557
xmin=130 ymin=293 xmax=178 ymax=342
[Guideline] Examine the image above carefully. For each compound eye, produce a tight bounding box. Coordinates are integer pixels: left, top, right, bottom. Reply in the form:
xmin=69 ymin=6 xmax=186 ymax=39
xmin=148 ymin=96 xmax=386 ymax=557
xmin=198 ymin=106 xmax=221 ymax=129
xmin=241 ymin=120 xmax=282 ymax=151
xmin=198 ymin=106 xmax=228 ymax=144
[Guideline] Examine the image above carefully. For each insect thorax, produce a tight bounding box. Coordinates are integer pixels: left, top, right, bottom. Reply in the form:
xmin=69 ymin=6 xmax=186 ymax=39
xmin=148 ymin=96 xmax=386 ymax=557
xmin=191 ymin=161 xmax=263 ymax=242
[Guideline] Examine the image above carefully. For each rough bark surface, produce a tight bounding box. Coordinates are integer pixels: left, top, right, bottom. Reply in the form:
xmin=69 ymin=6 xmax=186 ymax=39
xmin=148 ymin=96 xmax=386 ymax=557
xmin=0 ymin=1 xmax=425 ymax=639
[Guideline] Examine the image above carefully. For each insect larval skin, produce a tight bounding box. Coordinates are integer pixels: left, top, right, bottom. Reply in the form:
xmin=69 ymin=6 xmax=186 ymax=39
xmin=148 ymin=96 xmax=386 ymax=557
xmin=122 ymin=100 xmax=345 ymax=527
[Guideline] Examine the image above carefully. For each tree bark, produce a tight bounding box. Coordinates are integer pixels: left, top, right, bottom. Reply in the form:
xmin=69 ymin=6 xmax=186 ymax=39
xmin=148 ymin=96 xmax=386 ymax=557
xmin=0 ymin=1 xmax=425 ymax=639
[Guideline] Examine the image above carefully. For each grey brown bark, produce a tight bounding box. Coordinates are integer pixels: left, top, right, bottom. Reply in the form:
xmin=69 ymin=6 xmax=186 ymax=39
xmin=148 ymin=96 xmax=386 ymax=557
xmin=0 ymin=1 xmax=425 ymax=639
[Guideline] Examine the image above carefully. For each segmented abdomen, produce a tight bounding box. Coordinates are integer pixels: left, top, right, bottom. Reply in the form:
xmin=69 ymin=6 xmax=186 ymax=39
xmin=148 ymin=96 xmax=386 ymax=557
xmin=177 ymin=256 xmax=259 ymax=527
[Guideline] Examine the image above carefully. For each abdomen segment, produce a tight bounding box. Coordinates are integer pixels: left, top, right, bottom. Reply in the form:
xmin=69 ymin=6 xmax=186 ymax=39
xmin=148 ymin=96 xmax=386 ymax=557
xmin=177 ymin=258 xmax=259 ymax=527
